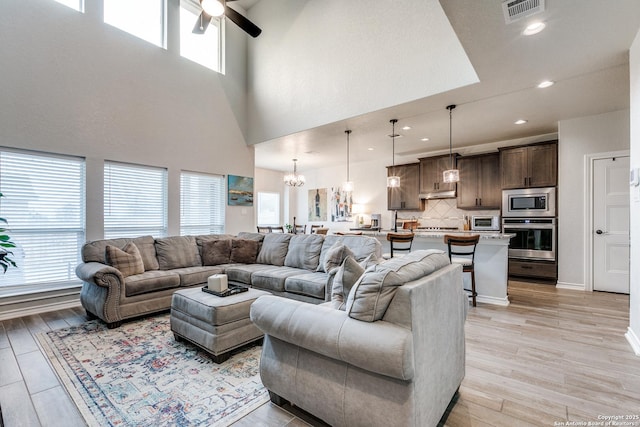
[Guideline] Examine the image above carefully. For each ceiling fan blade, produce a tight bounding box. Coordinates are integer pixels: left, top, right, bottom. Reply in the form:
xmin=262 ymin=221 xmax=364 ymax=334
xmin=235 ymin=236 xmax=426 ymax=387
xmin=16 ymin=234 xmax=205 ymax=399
xmin=224 ymin=5 xmax=262 ymax=38
xmin=192 ymin=11 xmax=212 ymax=34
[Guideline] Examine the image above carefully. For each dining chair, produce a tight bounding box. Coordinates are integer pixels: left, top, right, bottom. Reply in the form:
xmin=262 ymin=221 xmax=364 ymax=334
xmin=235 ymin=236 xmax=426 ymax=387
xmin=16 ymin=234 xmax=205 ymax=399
xmin=257 ymin=226 xmax=272 ymax=233
xmin=294 ymin=224 xmax=307 ymax=234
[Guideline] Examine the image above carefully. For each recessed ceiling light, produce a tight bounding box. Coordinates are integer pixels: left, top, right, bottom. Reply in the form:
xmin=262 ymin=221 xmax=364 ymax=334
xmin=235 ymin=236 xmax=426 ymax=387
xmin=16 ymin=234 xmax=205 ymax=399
xmin=402 ymin=126 xmax=412 ymax=130
xmin=515 ymin=119 xmax=528 ymax=125
xmin=538 ymin=80 xmax=554 ymax=88
xmin=523 ymin=21 xmax=546 ymax=36
xmin=421 ymin=138 xmax=429 ymax=142
xmin=367 ymin=147 xmax=374 ymax=151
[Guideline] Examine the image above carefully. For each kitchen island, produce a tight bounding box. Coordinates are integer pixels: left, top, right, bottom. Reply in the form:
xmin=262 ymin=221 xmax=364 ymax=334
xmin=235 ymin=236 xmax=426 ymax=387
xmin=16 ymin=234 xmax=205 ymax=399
xmin=373 ymin=231 xmax=513 ymax=306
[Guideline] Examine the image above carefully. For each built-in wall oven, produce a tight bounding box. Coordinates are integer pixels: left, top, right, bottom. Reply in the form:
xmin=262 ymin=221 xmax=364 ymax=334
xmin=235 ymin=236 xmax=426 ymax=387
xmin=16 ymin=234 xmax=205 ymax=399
xmin=502 ymin=217 xmax=556 ymax=260
xmin=502 ymin=187 xmax=557 ymax=279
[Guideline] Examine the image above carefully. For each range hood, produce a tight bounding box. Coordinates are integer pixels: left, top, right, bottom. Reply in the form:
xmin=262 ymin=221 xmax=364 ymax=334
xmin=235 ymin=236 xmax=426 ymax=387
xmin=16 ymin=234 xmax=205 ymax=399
xmin=419 ymin=190 xmax=456 ymax=200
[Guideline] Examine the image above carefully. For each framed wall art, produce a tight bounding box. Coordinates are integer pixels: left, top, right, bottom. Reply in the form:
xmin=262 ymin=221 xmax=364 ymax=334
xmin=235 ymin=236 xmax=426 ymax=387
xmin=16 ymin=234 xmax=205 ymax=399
xmin=308 ymin=188 xmax=327 ymax=221
xmin=227 ymin=175 xmax=254 ymax=206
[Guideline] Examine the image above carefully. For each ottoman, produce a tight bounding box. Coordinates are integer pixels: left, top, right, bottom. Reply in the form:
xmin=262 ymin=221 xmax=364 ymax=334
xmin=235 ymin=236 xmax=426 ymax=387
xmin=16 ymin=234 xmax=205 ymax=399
xmin=170 ymin=287 xmax=270 ymax=363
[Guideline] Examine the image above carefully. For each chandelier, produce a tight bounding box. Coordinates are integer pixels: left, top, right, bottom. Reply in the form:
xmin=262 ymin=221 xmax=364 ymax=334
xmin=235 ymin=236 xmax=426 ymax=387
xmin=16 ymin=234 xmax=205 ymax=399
xmin=284 ymin=159 xmax=305 ymax=187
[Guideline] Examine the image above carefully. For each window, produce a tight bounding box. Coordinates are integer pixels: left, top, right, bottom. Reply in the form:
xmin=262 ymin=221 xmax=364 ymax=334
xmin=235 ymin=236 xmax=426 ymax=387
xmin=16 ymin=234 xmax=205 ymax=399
xmin=180 ymin=0 xmax=223 ymax=72
xmin=257 ymin=192 xmax=280 ymax=226
xmin=0 ymin=149 xmax=85 ymax=289
xmin=104 ymin=0 xmax=166 ymax=48
xmin=104 ymin=162 xmax=167 ymax=239
xmin=53 ymin=0 xmax=84 ymax=12
xmin=180 ymin=171 xmax=225 ymax=235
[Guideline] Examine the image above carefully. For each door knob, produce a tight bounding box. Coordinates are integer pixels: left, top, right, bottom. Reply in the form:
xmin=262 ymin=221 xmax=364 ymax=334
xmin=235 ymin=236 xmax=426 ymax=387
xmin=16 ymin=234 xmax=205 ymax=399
xmin=595 ymin=229 xmax=604 ymax=235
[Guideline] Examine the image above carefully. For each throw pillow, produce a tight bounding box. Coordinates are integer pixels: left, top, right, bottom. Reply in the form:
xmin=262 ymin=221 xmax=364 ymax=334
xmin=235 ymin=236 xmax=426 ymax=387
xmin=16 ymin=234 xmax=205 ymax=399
xmin=331 ymin=256 xmax=365 ymax=311
xmin=105 ymin=242 xmax=145 ymax=278
xmin=346 ymin=250 xmax=450 ymax=322
xmin=230 ymin=239 xmax=260 ymax=264
xmin=323 ymin=242 xmax=355 ymax=273
xmin=202 ymin=239 xmax=232 ymax=265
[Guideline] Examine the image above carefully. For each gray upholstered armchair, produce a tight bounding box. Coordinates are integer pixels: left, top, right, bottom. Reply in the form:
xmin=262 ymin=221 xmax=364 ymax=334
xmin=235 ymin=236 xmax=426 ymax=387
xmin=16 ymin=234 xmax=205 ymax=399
xmin=250 ymin=251 xmax=467 ymax=427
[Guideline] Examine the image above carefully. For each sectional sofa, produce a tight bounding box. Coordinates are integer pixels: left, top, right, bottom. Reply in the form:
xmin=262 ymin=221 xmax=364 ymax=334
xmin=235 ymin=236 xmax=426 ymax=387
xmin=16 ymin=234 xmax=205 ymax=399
xmin=75 ymin=232 xmax=382 ymax=328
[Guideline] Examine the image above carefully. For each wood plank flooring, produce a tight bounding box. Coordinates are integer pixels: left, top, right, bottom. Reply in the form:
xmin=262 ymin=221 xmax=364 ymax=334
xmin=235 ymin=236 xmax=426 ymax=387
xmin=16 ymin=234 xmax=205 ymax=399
xmin=0 ymin=280 xmax=638 ymax=426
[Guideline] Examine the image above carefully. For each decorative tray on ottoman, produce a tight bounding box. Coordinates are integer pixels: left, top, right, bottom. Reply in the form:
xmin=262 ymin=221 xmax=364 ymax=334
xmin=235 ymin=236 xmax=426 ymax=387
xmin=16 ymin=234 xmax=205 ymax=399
xmin=202 ymin=284 xmax=249 ymax=297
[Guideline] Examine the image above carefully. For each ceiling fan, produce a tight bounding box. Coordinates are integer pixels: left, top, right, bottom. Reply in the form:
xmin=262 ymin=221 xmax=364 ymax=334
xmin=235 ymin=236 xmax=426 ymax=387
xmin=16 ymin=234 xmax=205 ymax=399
xmin=193 ymin=0 xmax=262 ymax=38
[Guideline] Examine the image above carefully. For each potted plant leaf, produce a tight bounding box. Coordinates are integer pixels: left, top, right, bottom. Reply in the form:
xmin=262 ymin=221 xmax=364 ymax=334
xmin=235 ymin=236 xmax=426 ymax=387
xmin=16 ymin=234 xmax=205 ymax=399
xmin=0 ymin=192 xmax=17 ymax=273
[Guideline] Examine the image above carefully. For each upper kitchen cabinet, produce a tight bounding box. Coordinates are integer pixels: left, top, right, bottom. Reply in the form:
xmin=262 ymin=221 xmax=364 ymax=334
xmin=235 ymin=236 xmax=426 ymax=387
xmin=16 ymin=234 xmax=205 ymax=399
xmin=500 ymin=141 xmax=557 ymax=189
xmin=419 ymin=154 xmax=457 ymax=197
xmin=457 ymin=153 xmax=501 ymax=209
xmin=387 ymin=163 xmax=422 ymax=210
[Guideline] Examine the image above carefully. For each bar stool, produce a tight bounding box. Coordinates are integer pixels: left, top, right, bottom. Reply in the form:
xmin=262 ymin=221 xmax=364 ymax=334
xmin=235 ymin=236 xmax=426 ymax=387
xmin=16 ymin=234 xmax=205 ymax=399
xmin=383 ymin=232 xmax=415 ymax=259
xmin=443 ymin=234 xmax=480 ymax=307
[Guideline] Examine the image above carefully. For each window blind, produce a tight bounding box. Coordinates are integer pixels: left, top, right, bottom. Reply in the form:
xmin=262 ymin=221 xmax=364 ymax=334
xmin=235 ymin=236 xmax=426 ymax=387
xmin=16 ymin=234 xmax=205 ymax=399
xmin=0 ymin=150 xmax=85 ymax=288
xmin=104 ymin=161 xmax=167 ymax=239
xmin=180 ymin=171 xmax=225 ymax=236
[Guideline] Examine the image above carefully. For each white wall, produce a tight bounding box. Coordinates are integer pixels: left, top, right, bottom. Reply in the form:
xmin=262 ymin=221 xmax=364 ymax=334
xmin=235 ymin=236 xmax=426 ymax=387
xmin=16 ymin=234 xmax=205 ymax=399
xmin=557 ymin=110 xmax=630 ymax=288
xmin=245 ymin=0 xmax=478 ymax=145
xmin=628 ymin=30 xmax=640 ymax=355
xmin=0 ymin=0 xmax=255 ymax=238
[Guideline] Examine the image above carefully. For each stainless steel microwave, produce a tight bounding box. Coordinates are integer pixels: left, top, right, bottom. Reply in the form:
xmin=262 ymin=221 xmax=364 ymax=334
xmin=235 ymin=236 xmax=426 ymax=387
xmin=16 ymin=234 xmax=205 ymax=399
xmin=471 ymin=215 xmax=500 ymax=231
xmin=502 ymin=187 xmax=556 ymax=217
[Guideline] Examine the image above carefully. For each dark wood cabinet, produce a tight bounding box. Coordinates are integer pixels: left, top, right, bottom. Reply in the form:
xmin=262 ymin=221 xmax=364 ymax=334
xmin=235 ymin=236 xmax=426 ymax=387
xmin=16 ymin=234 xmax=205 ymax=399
xmin=387 ymin=163 xmax=422 ymax=210
xmin=456 ymin=153 xmax=501 ymax=209
xmin=500 ymin=141 xmax=557 ymax=189
xmin=419 ymin=154 xmax=457 ymax=195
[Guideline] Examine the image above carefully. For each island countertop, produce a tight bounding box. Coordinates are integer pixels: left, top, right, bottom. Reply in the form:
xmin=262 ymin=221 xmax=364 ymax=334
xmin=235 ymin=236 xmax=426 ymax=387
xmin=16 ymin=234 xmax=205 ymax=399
xmin=373 ymin=231 xmax=512 ymax=306
xmin=365 ymin=230 xmax=514 ymax=241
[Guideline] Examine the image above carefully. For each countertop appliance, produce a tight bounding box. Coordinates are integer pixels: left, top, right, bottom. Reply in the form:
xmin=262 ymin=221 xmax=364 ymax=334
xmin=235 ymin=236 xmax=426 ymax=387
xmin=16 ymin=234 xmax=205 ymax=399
xmin=502 ymin=187 xmax=556 ymax=217
xmin=471 ymin=215 xmax=500 ymax=231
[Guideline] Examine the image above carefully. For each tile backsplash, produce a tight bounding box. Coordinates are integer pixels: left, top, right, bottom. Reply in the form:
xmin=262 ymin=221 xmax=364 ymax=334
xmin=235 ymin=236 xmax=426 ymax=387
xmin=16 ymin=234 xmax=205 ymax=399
xmin=396 ymin=198 xmax=500 ymax=229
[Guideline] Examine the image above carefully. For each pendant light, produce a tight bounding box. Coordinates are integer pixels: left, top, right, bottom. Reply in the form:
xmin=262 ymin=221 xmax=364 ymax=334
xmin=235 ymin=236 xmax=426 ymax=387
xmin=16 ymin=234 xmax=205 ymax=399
xmin=284 ymin=159 xmax=305 ymax=187
xmin=442 ymin=104 xmax=459 ymax=183
xmin=343 ymin=130 xmax=354 ymax=192
xmin=387 ymin=119 xmax=401 ymax=188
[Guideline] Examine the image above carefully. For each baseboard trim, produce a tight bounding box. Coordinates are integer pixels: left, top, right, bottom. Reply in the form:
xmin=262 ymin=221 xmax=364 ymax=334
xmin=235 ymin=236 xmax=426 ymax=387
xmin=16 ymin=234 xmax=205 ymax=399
xmin=555 ymin=281 xmax=586 ymax=291
xmin=625 ymin=327 xmax=640 ymax=356
xmin=476 ymin=295 xmax=510 ymax=307
xmin=0 ymin=297 xmax=82 ymax=321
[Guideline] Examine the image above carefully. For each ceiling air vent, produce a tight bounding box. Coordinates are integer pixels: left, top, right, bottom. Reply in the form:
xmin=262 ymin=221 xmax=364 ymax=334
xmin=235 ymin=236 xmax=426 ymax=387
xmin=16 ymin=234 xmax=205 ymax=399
xmin=502 ymin=0 xmax=545 ymax=24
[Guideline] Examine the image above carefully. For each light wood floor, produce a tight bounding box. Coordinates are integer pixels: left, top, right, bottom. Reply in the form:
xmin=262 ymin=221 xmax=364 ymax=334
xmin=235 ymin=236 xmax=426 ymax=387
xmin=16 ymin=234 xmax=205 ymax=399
xmin=0 ymin=280 xmax=638 ymax=426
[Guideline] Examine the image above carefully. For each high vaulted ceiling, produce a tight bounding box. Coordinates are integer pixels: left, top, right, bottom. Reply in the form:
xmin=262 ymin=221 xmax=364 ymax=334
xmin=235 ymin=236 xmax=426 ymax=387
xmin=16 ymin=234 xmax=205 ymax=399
xmin=252 ymin=0 xmax=640 ymax=172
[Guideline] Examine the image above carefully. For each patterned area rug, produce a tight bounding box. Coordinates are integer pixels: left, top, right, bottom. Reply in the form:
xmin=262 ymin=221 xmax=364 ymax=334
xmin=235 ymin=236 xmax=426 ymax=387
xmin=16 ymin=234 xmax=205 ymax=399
xmin=37 ymin=314 xmax=268 ymax=427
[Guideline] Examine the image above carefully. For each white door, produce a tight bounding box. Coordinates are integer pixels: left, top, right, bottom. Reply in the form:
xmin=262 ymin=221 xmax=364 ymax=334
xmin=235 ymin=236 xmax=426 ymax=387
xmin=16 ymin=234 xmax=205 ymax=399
xmin=593 ymin=156 xmax=630 ymax=293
